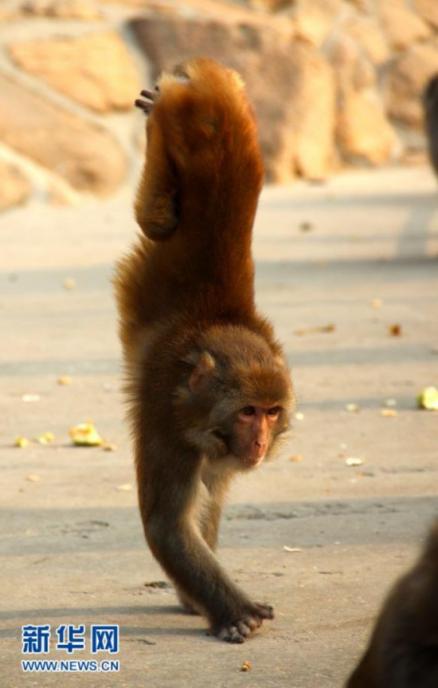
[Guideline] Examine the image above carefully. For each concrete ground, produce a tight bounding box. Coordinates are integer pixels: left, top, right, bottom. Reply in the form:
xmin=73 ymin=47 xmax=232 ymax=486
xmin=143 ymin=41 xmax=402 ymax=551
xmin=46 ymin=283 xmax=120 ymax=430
xmin=1 ymin=166 xmax=437 ymax=688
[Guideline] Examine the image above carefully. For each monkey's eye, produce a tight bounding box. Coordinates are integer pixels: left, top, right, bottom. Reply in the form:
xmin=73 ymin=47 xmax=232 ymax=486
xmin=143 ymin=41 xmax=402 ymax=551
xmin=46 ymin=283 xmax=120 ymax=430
xmin=267 ymin=406 xmax=281 ymax=417
xmin=240 ymin=405 xmax=256 ymax=417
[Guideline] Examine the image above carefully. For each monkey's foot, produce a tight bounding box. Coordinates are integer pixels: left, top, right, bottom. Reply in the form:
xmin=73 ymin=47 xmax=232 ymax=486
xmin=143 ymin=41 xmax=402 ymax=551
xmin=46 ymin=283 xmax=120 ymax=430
xmin=212 ymin=603 xmax=274 ymax=644
xmin=134 ymin=87 xmax=159 ymax=115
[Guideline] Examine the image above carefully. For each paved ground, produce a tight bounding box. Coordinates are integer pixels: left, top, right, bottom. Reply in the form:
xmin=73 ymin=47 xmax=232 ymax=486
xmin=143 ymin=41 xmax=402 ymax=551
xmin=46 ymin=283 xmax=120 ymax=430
xmin=1 ymin=166 xmax=437 ymax=688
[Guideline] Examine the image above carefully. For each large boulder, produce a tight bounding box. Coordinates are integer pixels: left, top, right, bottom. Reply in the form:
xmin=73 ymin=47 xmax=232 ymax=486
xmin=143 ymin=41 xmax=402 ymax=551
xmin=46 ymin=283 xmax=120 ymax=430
xmin=380 ymin=0 xmax=431 ymax=51
xmin=8 ymin=31 xmax=140 ymax=113
xmin=20 ymin=0 xmax=101 ymax=19
xmin=131 ymin=14 xmax=335 ymax=182
xmin=0 ymin=161 xmax=31 ymax=211
xmin=414 ymin=0 xmax=438 ymax=30
xmin=388 ymin=43 xmax=438 ymax=127
xmin=343 ymin=16 xmax=389 ymax=66
xmin=293 ymin=0 xmax=342 ymax=47
xmin=0 ymin=73 xmax=127 ymax=195
xmin=336 ymin=89 xmax=398 ymax=165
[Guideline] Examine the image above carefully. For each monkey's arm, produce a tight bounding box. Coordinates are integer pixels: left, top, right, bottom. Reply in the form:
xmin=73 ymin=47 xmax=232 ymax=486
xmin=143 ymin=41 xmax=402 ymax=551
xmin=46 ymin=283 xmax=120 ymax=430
xmin=138 ymin=454 xmax=273 ymax=643
xmin=134 ymin=91 xmax=178 ymax=240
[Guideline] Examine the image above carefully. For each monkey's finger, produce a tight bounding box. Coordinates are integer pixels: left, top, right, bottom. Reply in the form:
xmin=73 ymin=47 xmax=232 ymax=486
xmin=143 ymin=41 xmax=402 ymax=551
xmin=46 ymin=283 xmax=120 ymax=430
xmin=134 ymin=99 xmax=154 ymax=114
xmin=140 ymin=89 xmax=156 ymax=100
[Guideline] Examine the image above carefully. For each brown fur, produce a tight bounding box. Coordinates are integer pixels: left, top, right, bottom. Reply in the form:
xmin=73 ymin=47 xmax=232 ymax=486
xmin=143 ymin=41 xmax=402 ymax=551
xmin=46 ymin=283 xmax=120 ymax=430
xmin=346 ymin=520 xmax=438 ymax=687
xmin=114 ymin=58 xmax=293 ymax=643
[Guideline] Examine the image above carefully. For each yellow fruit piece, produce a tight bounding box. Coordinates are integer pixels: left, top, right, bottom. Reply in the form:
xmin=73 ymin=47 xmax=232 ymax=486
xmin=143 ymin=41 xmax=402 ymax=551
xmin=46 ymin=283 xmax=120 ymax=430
xmin=417 ymin=386 xmax=438 ymax=411
xmin=36 ymin=432 xmax=55 ymax=444
xmin=15 ymin=436 xmax=30 ymax=448
xmin=69 ymin=422 xmax=102 ymax=446
xmin=57 ymin=375 xmax=72 ymax=385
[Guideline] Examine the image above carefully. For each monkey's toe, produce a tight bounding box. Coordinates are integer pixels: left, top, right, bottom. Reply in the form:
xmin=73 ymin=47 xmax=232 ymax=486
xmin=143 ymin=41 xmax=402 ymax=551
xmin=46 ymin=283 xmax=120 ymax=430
xmin=140 ymin=89 xmax=156 ymax=100
xmin=253 ymin=602 xmax=274 ymax=620
xmin=135 ymin=98 xmax=154 ymax=114
xmin=216 ymin=624 xmax=245 ymax=643
xmin=135 ymin=88 xmax=158 ymax=114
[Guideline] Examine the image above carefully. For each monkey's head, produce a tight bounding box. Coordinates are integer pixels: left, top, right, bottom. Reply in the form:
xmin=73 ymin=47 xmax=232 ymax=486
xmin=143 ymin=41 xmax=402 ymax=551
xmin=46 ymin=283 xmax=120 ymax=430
xmin=175 ymin=326 xmax=293 ymax=469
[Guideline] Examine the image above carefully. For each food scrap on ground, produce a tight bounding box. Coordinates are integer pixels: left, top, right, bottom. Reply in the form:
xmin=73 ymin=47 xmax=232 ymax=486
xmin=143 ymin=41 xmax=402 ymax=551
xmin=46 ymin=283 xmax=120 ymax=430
xmin=57 ymin=375 xmax=72 ymax=385
xmin=25 ymin=474 xmax=41 ymax=482
xmin=115 ymin=483 xmax=132 ymax=492
xmin=63 ymin=277 xmax=76 ymax=290
xmin=36 ymin=432 xmax=55 ymax=444
xmin=294 ymin=323 xmax=335 ymax=336
xmin=21 ymin=394 xmax=40 ymax=403
xmin=389 ymin=323 xmax=402 ymax=336
xmin=417 ymin=386 xmax=438 ymax=411
xmin=15 ymin=437 xmax=30 ymax=448
xmin=69 ymin=422 xmax=103 ymax=446
xmin=289 ymin=454 xmax=304 ymax=462
xmin=345 ymin=457 xmax=363 ymax=467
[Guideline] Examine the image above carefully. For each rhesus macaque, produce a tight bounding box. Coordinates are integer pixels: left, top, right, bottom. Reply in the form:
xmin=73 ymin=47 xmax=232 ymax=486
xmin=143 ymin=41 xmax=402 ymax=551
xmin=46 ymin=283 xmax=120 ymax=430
xmin=423 ymin=74 xmax=438 ymax=176
xmin=346 ymin=520 xmax=438 ymax=687
xmin=114 ymin=58 xmax=293 ymax=643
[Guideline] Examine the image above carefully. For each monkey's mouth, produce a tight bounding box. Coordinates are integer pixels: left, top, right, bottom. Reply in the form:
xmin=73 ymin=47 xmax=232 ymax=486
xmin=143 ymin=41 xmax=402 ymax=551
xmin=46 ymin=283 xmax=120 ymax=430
xmin=242 ymin=451 xmax=265 ymax=468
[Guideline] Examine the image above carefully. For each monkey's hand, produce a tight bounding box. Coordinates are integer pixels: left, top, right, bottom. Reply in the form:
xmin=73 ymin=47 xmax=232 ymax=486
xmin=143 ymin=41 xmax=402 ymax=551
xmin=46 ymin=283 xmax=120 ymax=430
xmin=212 ymin=602 xmax=274 ymax=644
xmin=135 ymin=87 xmax=159 ymax=115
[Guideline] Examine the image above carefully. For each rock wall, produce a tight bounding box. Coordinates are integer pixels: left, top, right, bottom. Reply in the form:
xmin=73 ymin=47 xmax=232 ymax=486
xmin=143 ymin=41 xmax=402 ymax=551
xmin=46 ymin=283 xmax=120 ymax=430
xmin=0 ymin=0 xmax=436 ymax=211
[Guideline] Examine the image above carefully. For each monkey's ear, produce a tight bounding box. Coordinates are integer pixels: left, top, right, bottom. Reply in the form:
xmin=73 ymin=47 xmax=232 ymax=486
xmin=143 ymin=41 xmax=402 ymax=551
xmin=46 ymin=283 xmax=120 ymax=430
xmin=188 ymin=351 xmax=216 ymax=393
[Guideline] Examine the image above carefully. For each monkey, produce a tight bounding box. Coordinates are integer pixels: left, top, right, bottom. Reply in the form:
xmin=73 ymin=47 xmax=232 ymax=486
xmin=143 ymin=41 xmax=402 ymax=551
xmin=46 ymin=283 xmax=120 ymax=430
xmin=346 ymin=520 xmax=438 ymax=687
xmin=114 ymin=58 xmax=293 ymax=643
xmin=423 ymin=74 xmax=438 ymax=176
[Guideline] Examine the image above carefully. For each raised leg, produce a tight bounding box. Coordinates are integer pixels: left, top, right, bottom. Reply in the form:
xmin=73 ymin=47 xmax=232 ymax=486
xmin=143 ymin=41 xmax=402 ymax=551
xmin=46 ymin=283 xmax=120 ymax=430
xmin=134 ymin=87 xmax=178 ymax=240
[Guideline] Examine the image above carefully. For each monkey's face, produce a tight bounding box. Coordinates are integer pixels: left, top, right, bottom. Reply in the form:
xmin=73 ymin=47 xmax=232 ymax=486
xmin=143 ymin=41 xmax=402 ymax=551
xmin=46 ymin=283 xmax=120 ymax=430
xmin=227 ymin=404 xmax=285 ymax=468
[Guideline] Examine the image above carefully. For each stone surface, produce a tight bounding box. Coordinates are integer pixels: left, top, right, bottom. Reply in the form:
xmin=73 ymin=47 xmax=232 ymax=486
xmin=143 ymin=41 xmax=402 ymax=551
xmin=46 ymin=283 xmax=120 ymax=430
xmin=21 ymin=0 xmax=102 ymax=19
xmin=380 ymin=0 xmax=431 ymax=51
xmin=247 ymin=0 xmax=292 ymax=10
xmin=293 ymin=0 xmax=342 ymax=47
xmin=328 ymin=34 xmax=376 ymax=90
xmin=328 ymin=32 xmax=390 ymax=165
xmin=337 ymin=89 xmax=398 ymax=165
xmin=289 ymin=46 xmax=336 ymax=179
xmin=9 ymin=31 xmax=140 ymax=113
xmin=344 ymin=16 xmax=389 ymax=66
xmin=414 ymin=0 xmax=438 ymax=30
xmin=0 ymin=161 xmax=31 ymax=211
xmin=0 ymin=73 xmax=127 ymax=194
xmin=131 ymin=15 xmax=335 ymax=182
xmin=388 ymin=43 xmax=438 ymax=127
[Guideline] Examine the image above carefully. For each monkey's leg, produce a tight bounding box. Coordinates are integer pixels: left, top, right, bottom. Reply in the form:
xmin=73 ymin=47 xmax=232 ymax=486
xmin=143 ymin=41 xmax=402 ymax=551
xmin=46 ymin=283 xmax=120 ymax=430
xmin=140 ymin=460 xmax=274 ymax=643
xmin=176 ymin=490 xmax=222 ymax=615
xmin=134 ymin=89 xmax=178 ymax=240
